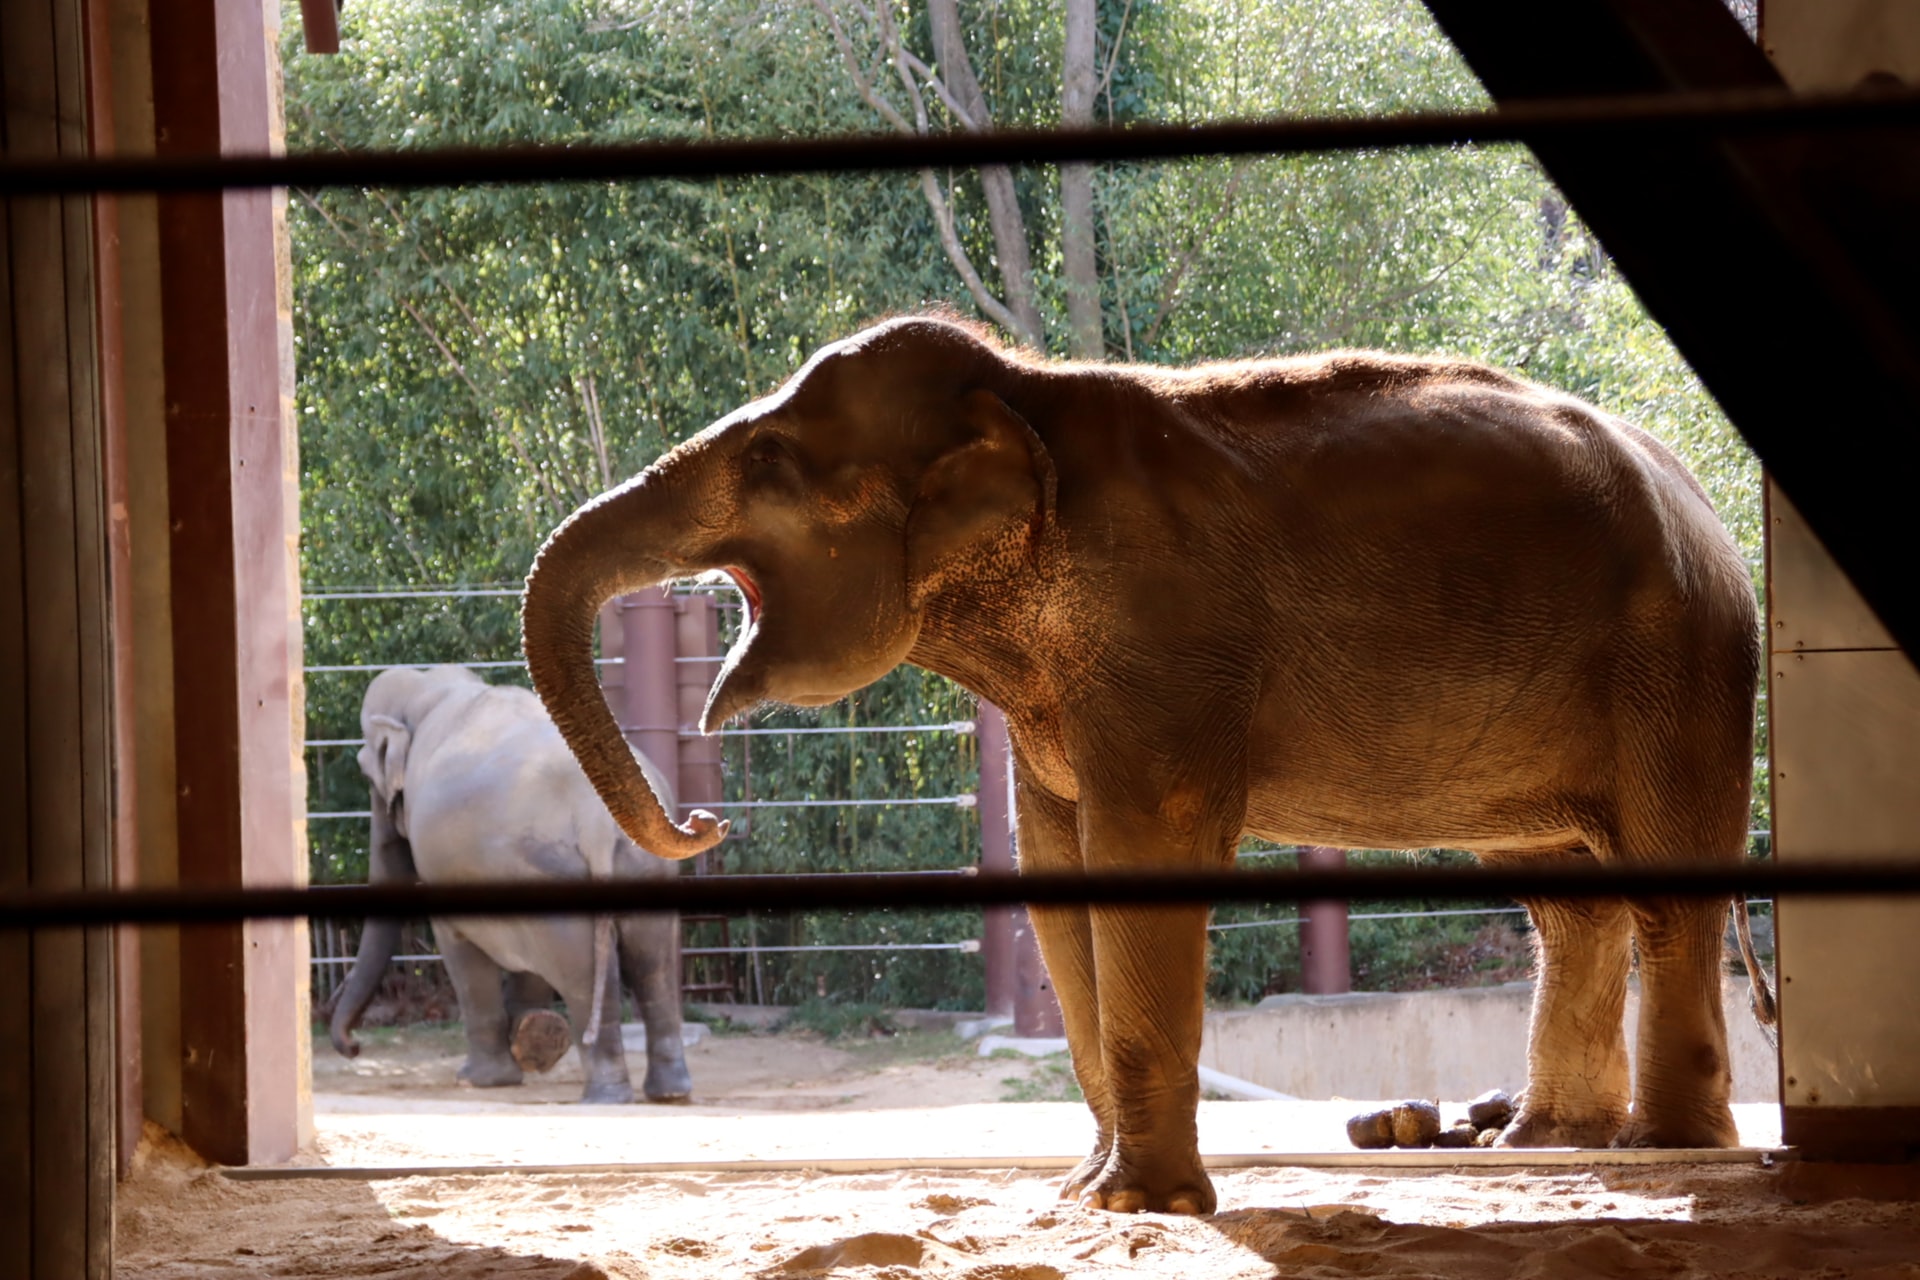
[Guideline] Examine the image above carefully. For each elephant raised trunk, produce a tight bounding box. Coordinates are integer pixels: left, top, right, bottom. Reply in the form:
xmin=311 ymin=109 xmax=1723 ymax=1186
xmin=521 ymin=470 xmax=728 ymax=860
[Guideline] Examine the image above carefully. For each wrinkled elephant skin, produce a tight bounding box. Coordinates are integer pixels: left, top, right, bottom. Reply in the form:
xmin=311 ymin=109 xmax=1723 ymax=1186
xmin=521 ymin=317 xmax=1760 ymax=1210
xmin=329 ymin=665 xmax=693 ymax=1105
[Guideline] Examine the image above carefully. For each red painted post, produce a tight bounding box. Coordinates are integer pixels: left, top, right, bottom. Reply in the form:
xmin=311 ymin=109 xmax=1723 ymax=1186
xmin=673 ymin=594 xmax=724 ymax=845
xmin=1298 ymin=845 xmax=1352 ymax=994
xmin=618 ymin=588 xmax=682 ymax=809
xmin=977 ymin=702 xmax=1015 ymax=1018
xmin=977 ymin=703 xmax=1064 ymax=1036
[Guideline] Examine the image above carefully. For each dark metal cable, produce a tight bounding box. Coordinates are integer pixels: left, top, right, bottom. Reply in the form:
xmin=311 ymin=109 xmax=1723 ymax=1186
xmin=5 ymin=86 xmax=1919 ymax=197
xmin=2 ymin=862 xmax=1914 ymax=929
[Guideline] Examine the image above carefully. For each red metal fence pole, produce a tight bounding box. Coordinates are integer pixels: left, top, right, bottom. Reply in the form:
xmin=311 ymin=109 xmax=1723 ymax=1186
xmin=977 ymin=702 xmax=1016 ymax=1019
xmin=1298 ymin=845 xmax=1352 ymax=994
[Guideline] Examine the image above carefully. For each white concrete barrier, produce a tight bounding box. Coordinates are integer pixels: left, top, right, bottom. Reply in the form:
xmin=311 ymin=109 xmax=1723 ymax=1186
xmin=1201 ymin=976 xmax=1778 ymax=1103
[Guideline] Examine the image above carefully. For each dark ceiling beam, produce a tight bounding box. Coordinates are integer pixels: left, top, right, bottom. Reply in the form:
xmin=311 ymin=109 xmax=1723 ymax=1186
xmin=1421 ymin=0 xmax=1920 ymax=660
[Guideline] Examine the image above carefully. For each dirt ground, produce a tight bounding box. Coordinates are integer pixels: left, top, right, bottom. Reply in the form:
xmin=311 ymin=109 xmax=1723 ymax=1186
xmin=117 ymin=1023 xmax=1920 ymax=1278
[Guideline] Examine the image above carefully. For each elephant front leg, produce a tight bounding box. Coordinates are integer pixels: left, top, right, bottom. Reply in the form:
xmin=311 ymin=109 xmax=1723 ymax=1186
xmin=439 ymin=926 xmax=524 ymax=1087
xmin=1498 ymin=892 xmax=1632 ymax=1148
xmin=1069 ymin=794 xmax=1232 ymax=1215
xmin=1012 ymin=782 xmax=1112 ymax=1199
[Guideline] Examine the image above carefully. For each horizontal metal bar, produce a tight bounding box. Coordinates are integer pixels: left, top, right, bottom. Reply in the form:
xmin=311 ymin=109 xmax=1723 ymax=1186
xmin=702 ymin=721 xmax=978 ymax=738
xmin=221 ymin=1145 xmax=1782 ymax=1182
xmin=304 ymin=587 xmax=525 ymax=601
xmin=684 ymin=940 xmax=981 ymax=955
xmin=308 ymin=811 xmax=372 ymax=820
xmin=303 ymin=658 xmax=622 ymax=674
xmin=673 ymin=795 xmax=977 ymax=810
xmin=4 ymin=862 xmax=1910 ymax=929
xmin=6 ymin=87 xmax=1916 ymax=197
xmin=309 ymin=954 xmax=444 ymax=966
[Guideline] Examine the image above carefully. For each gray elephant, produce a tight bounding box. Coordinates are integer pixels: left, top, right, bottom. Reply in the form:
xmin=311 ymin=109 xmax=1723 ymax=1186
xmin=327 ymin=664 xmax=692 ymax=1104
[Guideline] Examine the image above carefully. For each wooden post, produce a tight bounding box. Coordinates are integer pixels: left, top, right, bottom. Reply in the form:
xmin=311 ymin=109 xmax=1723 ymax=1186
xmin=1298 ymin=846 xmax=1352 ymax=995
xmin=150 ymin=0 xmax=304 ymax=1167
xmin=1 ymin=0 xmax=120 ymax=1268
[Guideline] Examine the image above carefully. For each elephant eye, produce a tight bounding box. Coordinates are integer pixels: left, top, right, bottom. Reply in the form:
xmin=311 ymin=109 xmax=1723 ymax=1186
xmin=745 ymin=434 xmax=799 ymax=476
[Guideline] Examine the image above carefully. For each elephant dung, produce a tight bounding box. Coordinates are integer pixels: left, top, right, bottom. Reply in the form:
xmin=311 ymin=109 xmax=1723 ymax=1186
xmin=1390 ymin=1100 xmax=1443 ymax=1148
xmin=510 ymin=1009 xmax=574 ymax=1075
xmin=1432 ymin=1121 xmax=1480 ymax=1149
xmin=1467 ymin=1088 xmax=1516 ymax=1131
xmin=1473 ymin=1125 xmax=1505 ymax=1147
xmin=1345 ymin=1108 xmax=1397 ymax=1150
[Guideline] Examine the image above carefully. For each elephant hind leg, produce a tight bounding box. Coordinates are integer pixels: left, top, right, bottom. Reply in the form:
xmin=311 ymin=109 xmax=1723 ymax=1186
xmin=1491 ymin=848 xmax=1634 ymax=1149
xmin=1605 ymin=714 xmax=1750 ymax=1149
xmin=547 ymin=925 xmax=636 ymax=1105
xmin=439 ymin=926 xmax=524 ymax=1088
xmin=618 ymin=913 xmax=692 ymax=1103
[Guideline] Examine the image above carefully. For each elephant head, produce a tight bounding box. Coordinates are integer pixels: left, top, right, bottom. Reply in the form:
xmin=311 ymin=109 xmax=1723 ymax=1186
xmin=522 ymin=317 xmax=1056 ymax=860
xmin=356 ymin=665 xmax=486 ymax=833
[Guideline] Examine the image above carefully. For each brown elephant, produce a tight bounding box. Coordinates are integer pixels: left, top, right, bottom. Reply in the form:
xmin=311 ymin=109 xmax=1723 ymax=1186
xmin=521 ymin=315 xmax=1762 ymax=1214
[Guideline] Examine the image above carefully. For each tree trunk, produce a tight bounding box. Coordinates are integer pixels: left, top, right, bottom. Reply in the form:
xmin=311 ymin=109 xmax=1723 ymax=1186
xmin=1060 ymin=0 xmax=1102 ymax=359
xmin=928 ymin=0 xmax=1045 ymax=348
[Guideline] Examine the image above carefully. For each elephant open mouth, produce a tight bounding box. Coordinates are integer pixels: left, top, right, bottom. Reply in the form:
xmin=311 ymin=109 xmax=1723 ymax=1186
xmin=724 ymin=565 xmax=762 ymax=624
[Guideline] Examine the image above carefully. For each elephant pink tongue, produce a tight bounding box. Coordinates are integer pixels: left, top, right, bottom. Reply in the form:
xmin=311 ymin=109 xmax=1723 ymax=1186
xmin=726 ymin=566 xmax=762 ymax=624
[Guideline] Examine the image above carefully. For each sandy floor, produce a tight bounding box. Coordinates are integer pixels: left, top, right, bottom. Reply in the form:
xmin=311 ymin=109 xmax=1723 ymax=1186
xmin=116 ymin=1024 xmax=1920 ymax=1278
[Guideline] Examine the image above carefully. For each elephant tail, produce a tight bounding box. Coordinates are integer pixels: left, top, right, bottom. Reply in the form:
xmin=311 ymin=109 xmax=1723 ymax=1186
xmin=329 ymin=917 xmax=404 ymax=1058
xmin=1732 ymin=895 xmax=1778 ymax=1048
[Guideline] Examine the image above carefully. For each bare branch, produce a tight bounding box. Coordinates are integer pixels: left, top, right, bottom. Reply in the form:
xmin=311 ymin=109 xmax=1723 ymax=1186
xmin=579 ymin=372 xmax=614 ymax=491
xmin=1097 ymin=0 xmax=1135 ymax=124
xmin=1143 ymin=162 xmax=1251 ymax=347
xmin=813 ymin=0 xmax=914 ymax=133
xmin=920 ymin=169 xmax=1036 ymax=341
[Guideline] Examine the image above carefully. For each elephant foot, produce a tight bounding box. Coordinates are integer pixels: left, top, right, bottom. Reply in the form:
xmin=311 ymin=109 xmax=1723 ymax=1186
xmin=1611 ymin=1108 xmax=1739 ymax=1150
xmin=1495 ymin=1105 xmax=1626 ymax=1149
xmin=643 ymin=1059 xmax=693 ymax=1103
xmin=581 ymin=1079 xmax=637 ymax=1105
xmin=458 ymin=1055 xmax=525 ymax=1088
xmin=1074 ymin=1149 xmax=1215 ymax=1216
xmin=1058 ymin=1142 xmax=1112 ymax=1202
xmin=509 ymin=1009 xmax=573 ymax=1075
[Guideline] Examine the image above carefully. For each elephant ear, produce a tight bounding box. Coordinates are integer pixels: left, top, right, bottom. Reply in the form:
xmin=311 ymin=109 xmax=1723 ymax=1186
xmin=361 ymin=713 xmax=412 ymax=805
xmin=905 ymin=389 xmax=1055 ymax=606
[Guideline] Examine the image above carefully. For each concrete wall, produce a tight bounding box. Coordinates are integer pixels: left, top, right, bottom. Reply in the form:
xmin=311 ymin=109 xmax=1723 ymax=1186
xmin=1201 ymin=977 xmax=1778 ymax=1104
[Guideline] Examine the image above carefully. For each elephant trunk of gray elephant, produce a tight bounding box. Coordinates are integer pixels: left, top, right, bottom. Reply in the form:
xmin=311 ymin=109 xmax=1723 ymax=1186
xmin=330 ymin=916 xmax=403 ymax=1058
xmin=522 ymin=467 xmax=729 ymax=862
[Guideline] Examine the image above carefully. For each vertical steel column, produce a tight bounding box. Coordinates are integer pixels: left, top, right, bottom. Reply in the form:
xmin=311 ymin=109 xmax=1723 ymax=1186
xmin=977 ymin=702 xmax=1015 ymax=1018
xmin=1298 ymin=846 xmax=1352 ymax=995
xmin=674 ymin=594 xmax=723 ymax=837
xmin=618 ymin=587 xmax=682 ymax=811
xmin=597 ymin=599 xmax=624 ymax=719
xmin=978 ymin=703 xmax=1063 ymax=1035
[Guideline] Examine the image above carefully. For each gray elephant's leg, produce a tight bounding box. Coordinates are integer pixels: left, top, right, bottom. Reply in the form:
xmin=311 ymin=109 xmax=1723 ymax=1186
xmin=547 ymin=928 xmax=636 ymax=1105
xmin=439 ymin=925 xmax=523 ymax=1087
xmin=1012 ymin=780 xmax=1111 ymax=1199
xmin=619 ymin=913 xmax=692 ymax=1102
xmin=1615 ymin=896 xmax=1738 ymax=1148
xmin=504 ymin=970 xmax=558 ymax=1022
xmin=1496 ymin=874 xmax=1633 ymax=1148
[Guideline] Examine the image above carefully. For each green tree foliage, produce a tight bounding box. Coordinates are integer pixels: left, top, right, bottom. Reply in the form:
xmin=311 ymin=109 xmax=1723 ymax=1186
xmin=288 ymin=0 xmax=1764 ymax=1009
